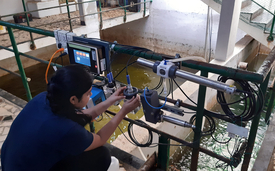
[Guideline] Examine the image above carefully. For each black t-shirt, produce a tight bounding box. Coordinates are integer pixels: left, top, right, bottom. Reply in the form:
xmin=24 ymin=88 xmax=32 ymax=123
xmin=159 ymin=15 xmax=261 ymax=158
xmin=1 ymin=92 xmax=93 ymax=171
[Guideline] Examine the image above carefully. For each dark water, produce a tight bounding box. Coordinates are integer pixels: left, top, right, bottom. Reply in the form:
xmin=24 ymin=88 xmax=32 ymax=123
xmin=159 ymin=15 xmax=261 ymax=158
xmin=169 ymin=54 xmax=275 ymax=171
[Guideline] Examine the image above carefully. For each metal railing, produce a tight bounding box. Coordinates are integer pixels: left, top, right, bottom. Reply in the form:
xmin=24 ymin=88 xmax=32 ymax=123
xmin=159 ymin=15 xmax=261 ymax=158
xmin=0 ymin=0 xmax=149 ymax=47
xmin=0 ymin=0 xmax=150 ymax=92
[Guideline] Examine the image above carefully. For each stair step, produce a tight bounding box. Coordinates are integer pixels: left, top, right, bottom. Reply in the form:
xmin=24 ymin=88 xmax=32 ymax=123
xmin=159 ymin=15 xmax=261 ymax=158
xmin=251 ymin=10 xmax=273 ymax=24
xmin=242 ymin=0 xmax=252 ymax=8
xmin=241 ymin=2 xmax=264 ymax=20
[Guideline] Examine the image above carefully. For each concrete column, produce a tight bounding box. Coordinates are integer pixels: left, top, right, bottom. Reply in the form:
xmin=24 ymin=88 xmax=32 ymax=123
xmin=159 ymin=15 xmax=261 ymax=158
xmin=78 ymin=0 xmax=98 ymax=25
xmin=78 ymin=0 xmax=86 ymax=25
xmin=74 ymin=0 xmax=100 ymax=38
xmin=215 ymin=0 xmax=242 ymax=61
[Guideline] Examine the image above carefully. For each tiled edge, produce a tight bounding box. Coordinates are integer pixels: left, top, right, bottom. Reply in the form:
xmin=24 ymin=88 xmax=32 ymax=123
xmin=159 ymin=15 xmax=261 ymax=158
xmin=0 ymin=89 xmax=27 ymax=108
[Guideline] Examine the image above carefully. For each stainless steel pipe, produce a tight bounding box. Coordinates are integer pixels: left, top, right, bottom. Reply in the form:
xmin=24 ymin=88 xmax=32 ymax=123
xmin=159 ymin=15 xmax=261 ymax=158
xmin=161 ymin=115 xmax=196 ymax=129
xmin=137 ymin=58 xmax=236 ymax=94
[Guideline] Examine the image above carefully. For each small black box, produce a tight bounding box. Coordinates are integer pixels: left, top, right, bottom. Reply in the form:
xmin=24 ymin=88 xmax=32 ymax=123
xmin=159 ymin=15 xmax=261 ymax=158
xmin=13 ymin=13 xmax=33 ymax=23
xmin=128 ymin=0 xmax=140 ymax=12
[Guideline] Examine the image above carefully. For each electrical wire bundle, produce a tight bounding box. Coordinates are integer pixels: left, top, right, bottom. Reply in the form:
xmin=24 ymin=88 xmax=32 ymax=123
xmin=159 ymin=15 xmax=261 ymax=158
xmin=216 ymin=76 xmax=264 ymax=122
xmin=215 ymin=137 xmax=247 ymax=170
xmin=128 ymin=120 xmax=153 ymax=147
xmin=189 ymin=114 xmax=216 ymax=136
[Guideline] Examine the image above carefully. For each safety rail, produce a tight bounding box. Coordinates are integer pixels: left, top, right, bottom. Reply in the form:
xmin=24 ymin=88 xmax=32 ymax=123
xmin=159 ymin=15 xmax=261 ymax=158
xmin=0 ymin=0 xmax=150 ymax=47
xmin=213 ymin=0 xmax=275 ymax=43
xmin=0 ymin=19 xmax=275 ymax=171
xmin=0 ymin=0 xmax=150 ymax=90
xmin=250 ymin=0 xmax=275 ymax=42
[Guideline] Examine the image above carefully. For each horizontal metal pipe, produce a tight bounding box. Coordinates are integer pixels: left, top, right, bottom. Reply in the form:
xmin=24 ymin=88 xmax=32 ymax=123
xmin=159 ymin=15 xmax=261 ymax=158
xmin=137 ymin=58 xmax=236 ymax=94
xmin=0 ymin=45 xmax=62 ymax=68
xmin=181 ymin=60 xmax=264 ymax=84
xmin=0 ymin=22 xmax=54 ymax=37
xmin=105 ymin=110 xmax=232 ymax=165
xmin=157 ymin=95 xmax=245 ymax=126
xmin=115 ymin=49 xmax=263 ymax=83
xmin=161 ymin=115 xmax=196 ymax=129
xmin=0 ymin=66 xmax=21 ymax=78
xmin=0 ymin=0 xmax=97 ymax=18
xmin=257 ymin=46 xmax=275 ymax=81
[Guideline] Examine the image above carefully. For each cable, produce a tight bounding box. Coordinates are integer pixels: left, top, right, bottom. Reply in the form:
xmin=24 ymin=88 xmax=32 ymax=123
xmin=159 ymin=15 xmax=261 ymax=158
xmin=173 ymin=79 xmax=197 ymax=105
xmin=54 ymin=52 xmax=67 ymax=67
xmin=170 ymin=79 xmax=173 ymax=100
xmin=189 ymin=114 xmax=216 ymax=136
xmin=128 ymin=120 xmax=153 ymax=147
xmin=144 ymin=87 xmax=167 ymax=109
xmin=45 ymin=48 xmax=64 ymax=84
xmin=152 ymin=77 xmax=163 ymax=90
xmin=216 ymin=76 xmax=263 ymax=122
xmin=114 ymin=61 xmax=137 ymax=79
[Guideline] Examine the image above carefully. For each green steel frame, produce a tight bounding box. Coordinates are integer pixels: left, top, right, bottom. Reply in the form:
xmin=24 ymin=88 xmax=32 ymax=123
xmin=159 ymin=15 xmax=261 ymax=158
xmin=0 ymin=9 xmax=275 ymax=169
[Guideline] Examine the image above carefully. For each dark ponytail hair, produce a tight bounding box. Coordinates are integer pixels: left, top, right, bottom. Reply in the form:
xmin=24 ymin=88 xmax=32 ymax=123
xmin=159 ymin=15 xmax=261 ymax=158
xmin=47 ymin=64 xmax=94 ymax=126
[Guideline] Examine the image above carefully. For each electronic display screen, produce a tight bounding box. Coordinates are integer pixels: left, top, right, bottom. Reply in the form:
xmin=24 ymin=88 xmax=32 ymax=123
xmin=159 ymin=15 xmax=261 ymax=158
xmin=73 ymin=49 xmax=91 ymax=67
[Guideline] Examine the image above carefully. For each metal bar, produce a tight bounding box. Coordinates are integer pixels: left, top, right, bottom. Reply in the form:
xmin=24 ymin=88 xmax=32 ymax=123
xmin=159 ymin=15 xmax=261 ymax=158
xmin=204 ymin=6 xmax=210 ymax=62
xmin=124 ymin=0 xmax=127 ymax=22
xmin=0 ymin=20 xmax=54 ymax=37
xmin=267 ymin=13 xmax=275 ymax=42
xmin=257 ymin=46 xmax=275 ymax=81
xmin=157 ymin=95 xmax=245 ymax=126
xmin=22 ymin=1 xmax=151 ymax=30
xmin=0 ymin=45 xmax=62 ymax=68
xmin=143 ymin=0 xmax=146 ymax=17
xmin=7 ymin=27 xmax=32 ymax=101
xmin=241 ymin=71 xmax=271 ymax=171
xmin=113 ymin=45 xmax=263 ymax=83
xmin=157 ymin=136 xmax=170 ymax=171
xmin=137 ymin=152 xmax=157 ymax=171
xmin=251 ymin=0 xmax=275 ymax=16
xmin=105 ymin=110 xmax=233 ymax=165
xmin=190 ymin=71 xmax=208 ymax=171
xmin=0 ymin=66 xmax=22 ymax=78
xmin=0 ymin=0 xmax=97 ymax=19
xmin=98 ymin=0 xmax=103 ymax=29
xmin=265 ymin=78 xmax=275 ymax=123
xmin=137 ymin=58 xmax=236 ymax=94
xmin=22 ymin=0 xmax=36 ymax=50
xmin=66 ymin=0 xmax=73 ymax=32
xmin=181 ymin=60 xmax=264 ymax=83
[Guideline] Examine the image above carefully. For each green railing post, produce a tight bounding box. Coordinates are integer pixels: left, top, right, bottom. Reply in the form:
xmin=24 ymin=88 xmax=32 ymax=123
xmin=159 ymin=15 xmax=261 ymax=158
xmin=157 ymin=135 xmax=170 ymax=170
xmin=143 ymin=0 xmax=146 ymax=17
xmin=190 ymin=71 xmax=208 ymax=171
xmin=123 ymin=0 xmax=127 ymax=22
xmin=98 ymin=0 xmax=103 ymax=29
xmin=265 ymin=78 xmax=275 ymax=123
xmin=267 ymin=12 xmax=275 ymax=42
xmin=66 ymin=0 xmax=73 ymax=32
xmin=241 ymin=71 xmax=271 ymax=171
xmin=7 ymin=27 xmax=32 ymax=101
xmin=22 ymin=0 xmax=36 ymax=50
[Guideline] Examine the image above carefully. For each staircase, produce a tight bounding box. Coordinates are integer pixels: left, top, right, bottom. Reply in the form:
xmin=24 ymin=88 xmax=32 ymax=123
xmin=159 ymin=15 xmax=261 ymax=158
xmin=202 ymin=0 xmax=275 ymax=49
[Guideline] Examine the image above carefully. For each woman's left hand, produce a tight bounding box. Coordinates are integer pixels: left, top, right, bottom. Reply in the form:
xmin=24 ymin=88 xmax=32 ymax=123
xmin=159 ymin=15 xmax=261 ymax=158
xmin=107 ymin=87 xmax=126 ymax=105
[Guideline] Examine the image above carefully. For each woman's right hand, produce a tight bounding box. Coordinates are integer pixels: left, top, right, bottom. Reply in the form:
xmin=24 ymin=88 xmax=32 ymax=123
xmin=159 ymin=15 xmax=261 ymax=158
xmin=121 ymin=95 xmax=140 ymax=115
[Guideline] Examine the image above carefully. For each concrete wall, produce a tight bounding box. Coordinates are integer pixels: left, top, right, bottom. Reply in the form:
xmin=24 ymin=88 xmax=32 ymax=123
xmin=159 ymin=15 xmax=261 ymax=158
xmin=101 ymin=0 xmax=247 ymax=57
xmin=0 ymin=0 xmax=25 ymax=21
xmin=0 ymin=37 xmax=58 ymax=77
